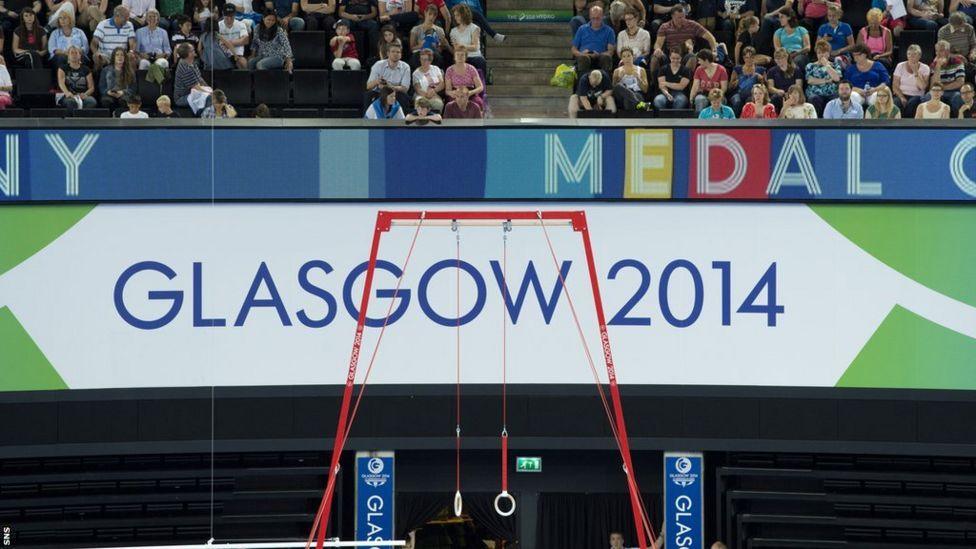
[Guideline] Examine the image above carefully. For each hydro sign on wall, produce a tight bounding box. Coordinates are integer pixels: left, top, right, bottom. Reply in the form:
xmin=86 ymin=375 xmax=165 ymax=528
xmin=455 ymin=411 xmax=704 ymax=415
xmin=356 ymin=452 xmax=395 ymax=548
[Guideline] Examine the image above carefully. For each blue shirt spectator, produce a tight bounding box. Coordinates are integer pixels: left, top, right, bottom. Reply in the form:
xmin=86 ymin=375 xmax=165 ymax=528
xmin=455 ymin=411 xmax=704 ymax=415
xmin=817 ymin=20 xmax=852 ymax=53
xmin=823 ymin=95 xmax=864 ymax=118
xmin=844 ymin=60 xmax=890 ymax=90
xmin=136 ymin=25 xmax=172 ymax=57
xmin=49 ymin=25 xmax=89 ymax=59
xmin=573 ymin=18 xmax=616 ymax=54
xmin=699 ymin=104 xmax=736 ymax=118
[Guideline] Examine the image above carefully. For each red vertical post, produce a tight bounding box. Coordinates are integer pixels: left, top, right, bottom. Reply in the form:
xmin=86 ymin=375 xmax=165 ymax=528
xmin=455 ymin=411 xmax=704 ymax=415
xmin=307 ymin=212 xmax=388 ymax=549
xmin=575 ymin=212 xmax=650 ymax=549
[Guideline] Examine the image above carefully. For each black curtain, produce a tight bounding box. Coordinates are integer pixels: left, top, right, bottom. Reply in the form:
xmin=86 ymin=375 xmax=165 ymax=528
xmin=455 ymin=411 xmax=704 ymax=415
xmin=396 ymin=492 xmax=452 ymax=539
xmin=536 ymin=493 xmax=660 ymax=549
xmin=465 ymin=492 xmax=519 ymax=544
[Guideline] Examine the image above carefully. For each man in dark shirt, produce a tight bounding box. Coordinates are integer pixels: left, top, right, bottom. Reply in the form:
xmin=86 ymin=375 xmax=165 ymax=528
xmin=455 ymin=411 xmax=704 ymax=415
xmin=339 ymin=0 xmax=379 ymax=56
xmin=0 ymin=0 xmax=39 ymax=38
xmin=568 ymin=68 xmax=616 ymax=117
xmin=444 ymin=85 xmax=483 ymax=118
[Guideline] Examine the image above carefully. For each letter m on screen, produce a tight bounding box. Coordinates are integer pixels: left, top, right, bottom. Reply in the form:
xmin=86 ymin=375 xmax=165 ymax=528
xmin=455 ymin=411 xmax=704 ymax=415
xmin=544 ymin=132 xmax=603 ymax=196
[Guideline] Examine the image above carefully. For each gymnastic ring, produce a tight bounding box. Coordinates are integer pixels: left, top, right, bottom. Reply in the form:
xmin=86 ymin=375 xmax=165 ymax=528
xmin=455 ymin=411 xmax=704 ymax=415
xmin=494 ymin=490 xmax=516 ymax=517
xmin=454 ymin=490 xmax=464 ymax=517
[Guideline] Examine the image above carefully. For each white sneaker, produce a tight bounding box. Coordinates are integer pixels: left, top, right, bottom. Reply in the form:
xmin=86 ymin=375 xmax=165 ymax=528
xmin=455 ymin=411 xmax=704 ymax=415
xmin=493 ymin=33 xmax=506 ymax=43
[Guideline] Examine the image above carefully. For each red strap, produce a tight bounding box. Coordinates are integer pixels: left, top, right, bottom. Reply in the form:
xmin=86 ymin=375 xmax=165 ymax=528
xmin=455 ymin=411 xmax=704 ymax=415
xmin=501 ymin=432 xmax=509 ymax=491
xmin=501 ymin=226 xmax=509 ymax=493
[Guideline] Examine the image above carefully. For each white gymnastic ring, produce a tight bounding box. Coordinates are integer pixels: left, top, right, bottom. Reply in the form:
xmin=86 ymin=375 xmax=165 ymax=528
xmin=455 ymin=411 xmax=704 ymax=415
xmin=454 ymin=490 xmax=463 ymax=517
xmin=494 ymin=490 xmax=516 ymax=517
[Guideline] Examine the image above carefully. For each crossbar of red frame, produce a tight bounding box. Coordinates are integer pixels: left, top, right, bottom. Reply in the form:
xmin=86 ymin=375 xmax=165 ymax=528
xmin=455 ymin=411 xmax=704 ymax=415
xmin=307 ymin=210 xmax=651 ymax=549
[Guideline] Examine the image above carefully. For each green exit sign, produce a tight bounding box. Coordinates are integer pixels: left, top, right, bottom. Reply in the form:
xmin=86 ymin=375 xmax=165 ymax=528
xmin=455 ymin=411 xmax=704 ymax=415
xmin=516 ymin=457 xmax=542 ymax=473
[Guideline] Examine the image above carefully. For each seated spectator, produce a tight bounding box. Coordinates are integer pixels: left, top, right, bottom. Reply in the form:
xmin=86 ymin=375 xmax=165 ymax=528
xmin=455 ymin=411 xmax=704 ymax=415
xmin=729 ymin=45 xmax=766 ymax=113
xmin=0 ymin=57 xmax=13 ymax=110
xmin=124 ymin=0 xmax=161 ymax=29
xmin=650 ymin=6 xmax=717 ymax=74
xmin=416 ymin=0 xmax=450 ymax=31
xmin=654 ymin=46 xmax=691 ymax=109
xmin=201 ymin=88 xmax=237 ymax=118
xmin=170 ymin=15 xmax=200 ymax=54
xmin=135 ymin=9 xmax=171 ymax=69
xmin=444 ymin=47 xmax=484 ymax=109
xmin=758 ymin=0 xmax=795 ymax=53
xmin=409 ymin=5 xmax=446 ymax=67
xmin=857 ymin=8 xmax=893 ymax=68
xmin=874 ymin=0 xmax=905 ymax=37
xmin=958 ymin=83 xmax=975 ymax=117
xmin=302 ymin=0 xmax=336 ymax=32
xmin=56 ymin=45 xmax=96 ymax=109
xmin=0 ymin=0 xmax=36 ymax=40
xmin=796 ymin=0 xmax=832 ymax=33
xmin=937 ymin=12 xmax=976 ymax=67
xmin=48 ymin=10 xmax=88 ymax=68
xmin=331 ymin=19 xmax=362 ymax=69
xmin=364 ymin=84 xmax=405 ymax=118
xmin=774 ymin=10 xmax=810 ymax=67
xmin=254 ymin=102 xmax=271 ymax=116
xmin=929 ymin=38 xmax=966 ymax=111
xmin=864 ymin=83 xmax=901 ymax=116
xmin=893 ymin=44 xmax=929 ymax=116
xmin=716 ymin=0 xmax=757 ymax=34
xmin=226 ymin=0 xmax=262 ymax=29
xmin=736 ymin=15 xmax=770 ymax=65
xmin=120 ymin=93 xmax=149 ymax=117
xmin=698 ymin=87 xmax=736 ymax=117
xmin=907 ymin=0 xmax=946 ymax=31
xmin=916 ymin=81 xmax=950 ymax=116
xmin=450 ymin=3 xmax=485 ymax=73
xmin=405 ymin=95 xmax=442 ymax=123
xmin=157 ymin=0 xmax=183 ymax=31
xmin=823 ymin=78 xmax=863 ymax=117
xmin=572 ymin=5 xmax=616 ymax=73
xmin=646 ymin=0 xmax=689 ymax=36
xmin=617 ymin=8 xmax=650 ymax=65
xmin=740 ymin=82 xmax=777 ymax=116
xmin=612 ymin=46 xmax=649 ymax=111
xmin=12 ymin=9 xmax=47 ymax=69
xmin=817 ymin=6 xmax=852 ymax=60
xmin=200 ymin=15 xmax=235 ymax=69
xmin=378 ymin=0 xmax=418 ymax=33
xmin=45 ymin=0 xmax=75 ymax=30
xmin=568 ymin=68 xmax=616 ymax=118
xmin=689 ymin=48 xmax=728 ymax=112
xmin=265 ymin=0 xmax=304 ymax=31
xmin=339 ymin=0 xmax=380 ymax=53
xmin=779 ymin=83 xmax=817 ymax=116
xmin=193 ymin=0 xmax=214 ymax=26
xmin=844 ymin=43 xmax=890 ymax=105
xmin=250 ymin=9 xmax=294 ymax=70
xmin=155 ymin=94 xmax=180 ymax=116
xmin=218 ymin=4 xmax=249 ymax=68
xmin=766 ymin=47 xmax=803 ymax=110
xmin=412 ymin=48 xmax=444 ymax=110
xmin=173 ymin=42 xmax=209 ymax=107
xmin=365 ymin=42 xmax=411 ymax=109
xmin=92 ymin=6 xmax=136 ymax=70
xmin=445 ymin=0 xmax=503 ymax=42
xmin=949 ymin=0 xmax=976 ymax=25
xmin=99 ymin=46 xmax=136 ymax=109
xmin=443 ymin=84 xmax=482 ymax=117
xmin=805 ymin=38 xmax=841 ymax=114
xmin=607 ymin=0 xmax=644 ymax=31
xmin=376 ymin=23 xmax=401 ymax=62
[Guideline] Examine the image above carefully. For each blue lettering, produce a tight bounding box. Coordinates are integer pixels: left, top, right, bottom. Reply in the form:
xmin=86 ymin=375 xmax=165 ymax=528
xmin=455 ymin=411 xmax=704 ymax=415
xmin=607 ymin=259 xmax=652 ymax=326
xmin=659 ymin=260 xmax=704 ymax=328
xmin=297 ymin=260 xmax=338 ymax=328
xmin=490 ymin=260 xmax=570 ymax=324
xmin=343 ymin=260 xmax=411 ymax=327
xmin=193 ymin=262 xmax=226 ymax=327
xmin=234 ymin=262 xmax=293 ymax=327
xmin=114 ymin=261 xmax=183 ymax=330
xmin=419 ymin=259 xmax=486 ymax=327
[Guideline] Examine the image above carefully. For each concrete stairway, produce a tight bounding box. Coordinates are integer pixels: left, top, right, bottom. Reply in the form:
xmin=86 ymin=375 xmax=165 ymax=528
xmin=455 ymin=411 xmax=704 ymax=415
xmin=486 ymin=0 xmax=573 ymax=118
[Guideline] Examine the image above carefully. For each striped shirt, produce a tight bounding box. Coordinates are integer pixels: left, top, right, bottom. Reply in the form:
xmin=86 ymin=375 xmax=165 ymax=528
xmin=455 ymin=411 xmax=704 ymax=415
xmin=930 ymin=54 xmax=966 ymax=85
xmin=94 ymin=18 xmax=136 ymax=53
xmin=174 ymin=61 xmax=204 ymax=102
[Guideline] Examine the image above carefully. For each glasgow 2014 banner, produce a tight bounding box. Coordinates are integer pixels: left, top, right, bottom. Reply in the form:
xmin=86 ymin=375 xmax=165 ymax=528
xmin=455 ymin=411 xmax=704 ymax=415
xmin=0 ymin=128 xmax=973 ymax=202
xmin=1 ymin=203 xmax=973 ymax=392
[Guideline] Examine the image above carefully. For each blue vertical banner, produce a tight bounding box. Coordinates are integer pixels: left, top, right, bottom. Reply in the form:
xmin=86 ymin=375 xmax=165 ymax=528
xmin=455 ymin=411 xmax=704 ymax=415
xmin=664 ymin=452 xmax=704 ymax=549
xmin=355 ymin=452 xmax=395 ymax=547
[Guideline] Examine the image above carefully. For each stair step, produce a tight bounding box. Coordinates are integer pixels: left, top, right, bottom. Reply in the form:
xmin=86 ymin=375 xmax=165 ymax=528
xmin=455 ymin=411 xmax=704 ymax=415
xmin=489 ymin=33 xmax=569 ymax=47
xmin=488 ymin=0 xmax=568 ymax=10
xmin=490 ymin=58 xmax=567 ymax=70
xmin=490 ymin=46 xmax=570 ymax=60
xmin=491 ymin=69 xmax=554 ymax=85
xmin=491 ymin=96 xmax=569 ymax=108
xmin=490 ymin=84 xmax=569 ymax=97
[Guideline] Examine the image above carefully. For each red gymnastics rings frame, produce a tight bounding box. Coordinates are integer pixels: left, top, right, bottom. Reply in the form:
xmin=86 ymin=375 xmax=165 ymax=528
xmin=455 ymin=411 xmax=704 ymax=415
xmin=305 ymin=210 xmax=657 ymax=549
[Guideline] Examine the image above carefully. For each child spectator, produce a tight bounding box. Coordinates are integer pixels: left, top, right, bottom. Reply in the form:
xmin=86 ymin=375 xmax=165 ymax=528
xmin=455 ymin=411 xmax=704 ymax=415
xmin=120 ymin=93 xmax=149 ymax=117
xmin=331 ymin=18 xmax=361 ymax=69
xmin=201 ymin=88 xmax=237 ymax=118
xmin=254 ymin=103 xmax=272 ymax=117
xmin=740 ymin=83 xmax=778 ymax=117
xmin=155 ymin=94 xmax=180 ymax=116
xmin=376 ymin=23 xmax=400 ymax=61
xmin=698 ymin=87 xmax=736 ymax=117
xmin=405 ymin=96 xmax=442 ymax=123
xmin=170 ymin=15 xmax=200 ymax=54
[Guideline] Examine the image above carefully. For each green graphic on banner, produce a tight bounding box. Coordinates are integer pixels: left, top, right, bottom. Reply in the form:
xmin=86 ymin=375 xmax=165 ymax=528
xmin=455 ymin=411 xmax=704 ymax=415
xmin=812 ymin=205 xmax=976 ymax=308
xmin=488 ymin=10 xmax=572 ymax=22
xmin=0 ymin=307 xmax=67 ymax=391
xmin=0 ymin=205 xmax=95 ymax=277
xmin=837 ymin=306 xmax=976 ymax=390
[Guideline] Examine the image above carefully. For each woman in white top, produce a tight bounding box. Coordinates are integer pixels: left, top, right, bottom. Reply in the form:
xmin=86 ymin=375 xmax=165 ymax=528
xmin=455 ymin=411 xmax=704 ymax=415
xmin=915 ymin=82 xmax=949 ymax=119
xmin=779 ymin=84 xmax=817 ymax=118
xmin=449 ymin=3 xmax=485 ymax=73
xmin=412 ymin=48 xmax=445 ymax=111
xmin=892 ymin=44 xmax=929 ymax=118
xmin=616 ymin=8 xmax=650 ymax=66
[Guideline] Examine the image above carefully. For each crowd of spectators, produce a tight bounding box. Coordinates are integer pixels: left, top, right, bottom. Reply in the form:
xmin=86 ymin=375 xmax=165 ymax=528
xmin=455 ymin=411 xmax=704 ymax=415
xmin=0 ymin=0 xmax=500 ymax=117
xmin=568 ymin=0 xmax=976 ymax=118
